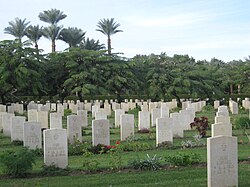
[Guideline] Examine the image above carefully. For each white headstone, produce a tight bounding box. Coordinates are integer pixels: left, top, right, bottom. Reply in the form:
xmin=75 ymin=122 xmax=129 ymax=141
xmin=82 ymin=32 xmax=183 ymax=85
xmin=50 ymin=113 xmax=62 ymax=129
xmin=43 ymin=129 xmax=68 ymax=169
xmin=156 ymin=117 xmax=173 ymax=146
xmin=23 ymin=122 xmax=42 ymax=149
xmin=151 ymin=108 xmax=161 ymax=127
xmin=92 ymin=119 xmax=110 ymax=146
xmin=115 ymin=109 xmax=125 ymax=128
xmin=207 ymin=135 xmax=238 ymax=187
xmin=37 ymin=111 xmax=48 ymax=129
xmin=28 ymin=109 xmax=38 ymax=122
xmin=2 ymin=113 xmax=14 ymax=136
xmin=138 ymin=111 xmax=150 ymax=130
xmin=170 ymin=113 xmax=184 ymax=138
xmin=67 ymin=115 xmax=82 ymax=144
xmin=120 ymin=114 xmax=134 ymax=141
xmin=77 ymin=110 xmax=88 ymax=127
xmin=11 ymin=116 xmax=25 ymax=141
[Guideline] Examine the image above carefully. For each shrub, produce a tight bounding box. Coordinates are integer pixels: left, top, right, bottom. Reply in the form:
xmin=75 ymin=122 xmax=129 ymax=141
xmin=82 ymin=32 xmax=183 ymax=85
xmin=82 ymin=150 xmax=100 ymax=171
xmin=0 ymin=147 xmax=36 ymax=177
xmin=234 ymin=116 xmax=250 ymax=130
xmin=129 ymin=154 xmax=161 ymax=171
xmin=68 ymin=140 xmax=91 ymax=156
xmin=202 ymin=104 xmax=214 ymax=112
xmin=41 ymin=164 xmax=69 ymax=176
xmin=108 ymin=148 xmax=122 ymax=170
xmin=125 ymin=135 xmax=143 ymax=142
xmin=190 ymin=116 xmax=209 ymax=137
xmin=165 ymin=152 xmax=201 ymax=167
xmin=138 ymin=128 xmax=150 ymax=133
xmin=157 ymin=141 xmax=175 ymax=149
xmin=11 ymin=140 xmax=23 ymax=146
xmin=181 ymin=135 xmax=206 ymax=149
xmin=64 ymin=109 xmax=72 ymax=116
xmin=119 ymin=142 xmax=151 ymax=152
xmin=87 ymin=144 xmax=111 ymax=154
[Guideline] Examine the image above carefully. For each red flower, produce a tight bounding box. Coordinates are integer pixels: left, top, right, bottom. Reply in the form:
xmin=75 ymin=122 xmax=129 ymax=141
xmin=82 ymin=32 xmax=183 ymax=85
xmin=116 ymin=141 xmax=120 ymax=145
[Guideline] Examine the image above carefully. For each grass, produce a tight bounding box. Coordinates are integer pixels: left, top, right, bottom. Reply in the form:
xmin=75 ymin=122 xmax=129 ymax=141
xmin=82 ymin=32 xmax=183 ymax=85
xmin=0 ymin=106 xmax=249 ymax=186
xmin=1 ymin=164 xmax=250 ymax=187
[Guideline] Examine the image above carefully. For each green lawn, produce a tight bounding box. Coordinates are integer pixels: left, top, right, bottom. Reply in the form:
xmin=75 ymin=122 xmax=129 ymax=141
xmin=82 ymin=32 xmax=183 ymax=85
xmin=0 ymin=106 xmax=249 ymax=186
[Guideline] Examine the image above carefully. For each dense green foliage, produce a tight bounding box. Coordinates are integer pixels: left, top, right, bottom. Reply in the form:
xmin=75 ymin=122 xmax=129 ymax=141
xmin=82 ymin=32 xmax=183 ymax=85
xmin=0 ymin=147 xmax=36 ymax=177
xmin=1 ymin=9 xmax=250 ymax=104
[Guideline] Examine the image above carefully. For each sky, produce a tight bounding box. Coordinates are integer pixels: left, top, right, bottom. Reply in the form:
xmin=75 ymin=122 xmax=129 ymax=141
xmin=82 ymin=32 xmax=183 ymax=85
xmin=1 ymin=0 xmax=250 ymax=62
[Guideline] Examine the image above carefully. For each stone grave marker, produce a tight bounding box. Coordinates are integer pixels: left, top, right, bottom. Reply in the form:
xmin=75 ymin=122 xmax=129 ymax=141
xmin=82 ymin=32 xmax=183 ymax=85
xmin=11 ymin=116 xmax=25 ymax=141
xmin=156 ymin=117 xmax=173 ymax=146
xmin=120 ymin=114 xmax=134 ymax=141
xmin=2 ymin=113 xmax=15 ymax=136
xmin=115 ymin=109 xmax=125 ymax=128
xmin=138 ymin=111 xmax=150 ymax=130
xmin=50 ymin=113 xmax=62 ymax=129
xmin=43 ymin=129 xmax=68 ymax=169
xmin=77 ymin=110 xmax=88 ymax=127
xmin=92 ymin=119 xmax=110 ymax=146
xmin=207 ymin=135 xmax=238 ymax=187
xmin=37 ymin=111 xmax=48 ymax=129
xmin=28 ymin=109 xmax=38 ymax=122
xmin=23 ymin=122 xmax=42 ymax=149
xmin=67 ymin=115 xmax=82 ymax=144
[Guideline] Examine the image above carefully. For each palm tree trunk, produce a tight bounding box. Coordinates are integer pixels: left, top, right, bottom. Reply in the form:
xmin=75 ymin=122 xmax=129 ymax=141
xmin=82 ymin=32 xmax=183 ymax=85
xmin=230 ymin=83 xmax=233 ymax=95
xmin=107 ymin=36 xmax=111 ymax=55
xmin=52 ymin=40 xmax=56 ymax=52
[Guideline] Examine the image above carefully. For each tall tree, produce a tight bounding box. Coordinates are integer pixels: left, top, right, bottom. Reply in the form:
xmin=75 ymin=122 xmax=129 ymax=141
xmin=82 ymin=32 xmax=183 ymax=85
xmin=38 ymin=9 xmax=67 ymax=52
xmin=42 ymin=25 xmax=63 ymax=52
xmin=25 ymin=25 xmax=43 ymax=50
xmin=4 ymin=18 xmax=30 ymax=43
xmin=0 ymin=40 xmax=45 ymax=103
xmin=59 ymin=27 xmax=85 ymax=48
xmin=79 ymin=38 xmax=105 ymax=51
xmin=96 ymin=18 xmax=123 ymax=55
xmin=38 ymin=8 xmax=67 ymax=25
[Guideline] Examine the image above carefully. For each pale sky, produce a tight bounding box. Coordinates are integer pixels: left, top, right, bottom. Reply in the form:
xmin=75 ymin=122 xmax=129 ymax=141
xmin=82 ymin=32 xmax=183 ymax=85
xmin=1 ymin=0 xmax=250 ymax=62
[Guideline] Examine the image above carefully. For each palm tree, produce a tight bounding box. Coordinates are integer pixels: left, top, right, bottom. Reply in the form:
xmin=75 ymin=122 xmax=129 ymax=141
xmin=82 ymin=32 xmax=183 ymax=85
xmin=4 ymin=17 xmax=30 ymax=43
xmin=96 ymin=18 xmax=123 ymax=55
xmin=38 ymin=8 xmax=67 ymax=24
xmin=79 ymin=38 xmax=105 ymax=51
xmin=38 ymin=8 xmax=67 ymax=52
xmin=42 ymin=25 xmax=63 ymax=52
xmin=59 ymin=27 xmax=86 ymax=48
xmin=25 ymin=25 xmax=43 ymax=50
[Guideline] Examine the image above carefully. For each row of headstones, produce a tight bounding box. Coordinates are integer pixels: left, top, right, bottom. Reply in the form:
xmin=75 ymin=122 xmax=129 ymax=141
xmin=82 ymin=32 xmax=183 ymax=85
xmin=214 ymin=100 xmax=239 ymax=115
xmin=181 ymin=100 xmax=206 ymax=112
xmin=207 ymin=105 xmax=238 ymax=186
xmin=1 ymin=102 xmax=238 ymax=186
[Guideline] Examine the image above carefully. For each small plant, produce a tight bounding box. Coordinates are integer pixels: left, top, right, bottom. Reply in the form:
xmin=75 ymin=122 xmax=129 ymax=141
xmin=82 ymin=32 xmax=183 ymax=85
xmin=190 ymin=116 xmax=209 ymax=137
xmin=202 ymin=104 xmax=214 ymax=112
xmin=138 ymin=128 xmax=150 ymax=133
xmin=64 ymin=109 xmax=72 ymax=116
xmin=165 ymin=152 xmax=201 ymax=167
xmin=157 ymin=141 xmax=175 ymax=149
xmin=181 ymin=140 xmax=194 ymax=149
xmin=119 ymin=142 xmax=151 ymax=152
xmin=41 ymin=164 xmax=69 ymax=176
xmin=125 ymin=134 xmax=143 ymax=142
xmin=11 ymin=140 xmax=23 ymax=146
xmin=0 ymin=147 xmax=36 ymax=177
xmin=234 ymin=116 xmax=250 ymax=130
xmin=82 ymin=150 xmax=100 ymax=171
xmin=193 ymin=134 xmax=206 ymax=146
xmin=130 ymin=154 xmax=161 ymax=171
xmin=181 ymin=135 xmax=206 ymax=149
xmin=68 ymin=139 xmax=91 ymax=156
xmin=108 ymin=147 xmax=122 ymax=170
